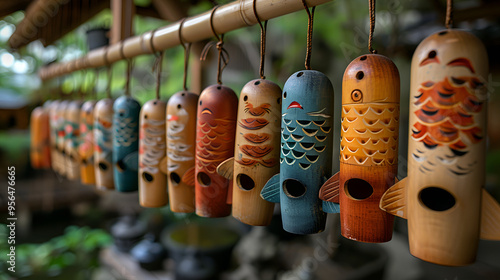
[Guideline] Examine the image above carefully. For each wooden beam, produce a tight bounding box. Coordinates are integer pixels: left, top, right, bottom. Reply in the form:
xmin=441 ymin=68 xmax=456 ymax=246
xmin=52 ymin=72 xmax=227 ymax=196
xmin=39 ymin=0 xmax=333 ymax=80
xmin=110 ymin=0 xmax=135 ymax=44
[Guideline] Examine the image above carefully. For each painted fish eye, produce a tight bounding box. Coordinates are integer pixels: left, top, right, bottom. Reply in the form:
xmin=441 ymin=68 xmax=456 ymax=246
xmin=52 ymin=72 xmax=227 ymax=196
xmin=283 ymin=92 xmax=287 ymax=99
xmin=177 ymin=104 xmax=182 ymax=109
xmin=351 ymin=90 xmax=363 ymax=102
xmin=243 ymin=95 xmax=248 ymax=101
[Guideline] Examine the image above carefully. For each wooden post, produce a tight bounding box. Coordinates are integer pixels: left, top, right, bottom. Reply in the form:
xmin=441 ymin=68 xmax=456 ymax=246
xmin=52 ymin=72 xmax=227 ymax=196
xmin=110 ymin=0 xmax=135 ymax=44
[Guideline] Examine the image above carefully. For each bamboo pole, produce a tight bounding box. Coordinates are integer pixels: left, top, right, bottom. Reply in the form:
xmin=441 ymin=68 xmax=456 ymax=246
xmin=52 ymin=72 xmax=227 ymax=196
xmin=38 ymin=0 xmax=333 ymax=81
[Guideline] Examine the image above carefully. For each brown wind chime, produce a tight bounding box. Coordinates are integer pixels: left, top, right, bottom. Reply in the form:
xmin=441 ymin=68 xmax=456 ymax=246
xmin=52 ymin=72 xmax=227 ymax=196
xmin=29 ymin=0 xmax=500 ymax=267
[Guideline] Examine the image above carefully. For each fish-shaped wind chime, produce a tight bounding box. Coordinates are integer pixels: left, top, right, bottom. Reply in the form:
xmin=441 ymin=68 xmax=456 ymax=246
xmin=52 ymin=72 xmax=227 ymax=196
xmin=319 ymin=0 xmax=401 ymax=242
xmin=194 ymin=9 xmax=238 ymax=218
xmin=217 ymin=6 xmax=281 ymax=226
xmin=320 ymin=54 xmax=400 ymax=242
xmin=380 ymin=29 xmax=500 ymax=265
xmin=64 ymin=100 xmax=83 ymax=180
xmin=139 ymin=97 xmax=167 ymax=207
xmin=261 ymin=2 xmax=334 ymax=234
xmin=113 ymin=95 xmax=141 ymax=192
xmin=94 ymin=98 xmax=114 ymax=190
xmin=30 ymin=104 xmax=51 ymax=169
xmin=79 ymin=100 xmax=97 ymax=185
xmin=163 ymin=91 xmax=198 ymax=213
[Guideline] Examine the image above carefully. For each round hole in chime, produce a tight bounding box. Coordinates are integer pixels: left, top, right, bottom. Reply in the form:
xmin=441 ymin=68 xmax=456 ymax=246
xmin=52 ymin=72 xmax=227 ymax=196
xmin=360 ymin=55 xmax=367 ymax=61
xmin=283 ymin=179 xmax=306 ymax=198
xmin=356 ymin=71 xmax=364 ymax=80
xmin=197 ymin=172 xmax=212 ymax=187
xmin=116 ymin=160 xmax=126 ymax=172
xmin=419 ymin=187 xmax=456 ymax=211
xmin=438 ymin=31 xmax=448 ymax=36
xmin=254 ymin=80 xmax=261 ymax=85
xmin=119 ymin=113 xmax=124 ymax=117
xmin=217 ymin=86 xmax=222 ymax=90
xmin=98 ymin=162 xmax=108 ymax=171
xmin=243 ymin=95 xmax=248 ymax=101
xmin=144 ymin=114 xmax=148 ymax=119
xmin=153 ymin=101 xmax=157 ymax=105
xmin=237 ymin=174 xmax=255 ymax=191
xmin=345 ymin=178 xmax=373 ymax=200
xmin=297 ymin=72 xmax=304 ymax=77
xmin=181 ymin=93 xmax=185 ymax=96
xmin=170 ymin=172 xmax=181 ymax=185
xmin=143 ymin=172 xmax=154 ymax=182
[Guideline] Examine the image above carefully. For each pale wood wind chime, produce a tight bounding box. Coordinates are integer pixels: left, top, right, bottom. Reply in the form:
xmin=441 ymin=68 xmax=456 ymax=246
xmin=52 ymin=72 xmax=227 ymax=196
xmin=29 ymin=0 xmax=500 ymax=266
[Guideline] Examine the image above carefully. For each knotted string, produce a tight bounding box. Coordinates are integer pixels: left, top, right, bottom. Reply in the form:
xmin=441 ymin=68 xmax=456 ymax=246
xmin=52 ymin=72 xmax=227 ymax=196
xmin=200 ymin=6 xmax=229 ymax=85
xmin=152 ymin=51 xmax=164 ymax=100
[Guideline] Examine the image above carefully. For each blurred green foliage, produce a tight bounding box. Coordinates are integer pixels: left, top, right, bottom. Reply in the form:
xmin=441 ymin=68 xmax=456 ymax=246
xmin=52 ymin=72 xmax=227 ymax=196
xmin=0 ymin=225 xmax=111 ymax=279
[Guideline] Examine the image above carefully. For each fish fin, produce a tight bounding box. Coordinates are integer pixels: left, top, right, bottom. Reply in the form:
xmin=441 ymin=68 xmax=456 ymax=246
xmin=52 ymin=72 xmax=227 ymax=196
xmin=379 ymin=177 xmax=408 ymax=219
xmin=260 ymin=174 xmax=280 ymax=203
xmin=123 ymin=151 xmax=139 ymax=171
xmin=322 ymin=201 xmax=340 ymax=213
xmin=159 ymin=157 xmax=168 ymax=174
xmin=226 ymin=179 xmax=234 ymax=205
xmin=319 ymin=172 xmax=340 ymax=203
xmin=480 ymin=189 xmax=500 ymax=240
xmin=217 ymin=157 xmax=234 ymax=180
xmin=181 ymin=167 xmax=196 ymax=186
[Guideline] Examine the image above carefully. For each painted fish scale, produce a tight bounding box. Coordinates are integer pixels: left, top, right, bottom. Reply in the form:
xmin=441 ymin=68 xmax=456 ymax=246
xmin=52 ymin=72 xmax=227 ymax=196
xmin=166 ymin=91 xmax=198 ymax=213
xmin=341 ymin=104 xmax=399 ymax=166
xmin=113 ymin=96 xmax=141 ymax=192
xmin=195 ymin=85 xmax=238 ymax=218
xmin=139 ymin=99 xmax=168 ymax=208
xmin=278 ymin=70 xmax=333 ymax=234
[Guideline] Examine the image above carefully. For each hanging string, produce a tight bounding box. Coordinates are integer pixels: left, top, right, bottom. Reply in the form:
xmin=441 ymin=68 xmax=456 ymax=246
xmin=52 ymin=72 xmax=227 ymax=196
xmin=368 ymin=0 xmax=377 ymax=54
xmin=120 ymin=41 xmax=133 ymax=97
xmin=179 ymin=18 xmax=192 ymax=91
xmin=253 ymin=0 xmax=268 ymax=79
xmin=301 ymin=0 xmax=316 ymax=70
xmin=149 ymin=28 xmax=164 ymax=100
xmin=103 ymin=46 xmax=112 ymax=99
xmin=200 ymin=6 xmax=229 ymax=85
xmin=445 ymin=0 xmax=453 ymax=29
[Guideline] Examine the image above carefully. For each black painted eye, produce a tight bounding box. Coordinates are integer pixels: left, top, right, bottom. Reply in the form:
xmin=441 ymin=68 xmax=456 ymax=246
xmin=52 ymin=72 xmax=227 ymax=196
xmin=199 ymin=101 xmax=202 ymax=106
xmin=243 ymin=95 xmax=248 ymax=101
xmin=283 ymin=92 xmax=287 ymax=99
xmin=177 ymin=104 xmax=181 ymax=109
xmin=428 ymin=50 xmax=437 ymax=59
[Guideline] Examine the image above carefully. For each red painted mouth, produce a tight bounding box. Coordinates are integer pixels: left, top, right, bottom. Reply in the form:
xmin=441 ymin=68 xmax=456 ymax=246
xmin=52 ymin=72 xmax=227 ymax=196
xmin=287 ymin=101 xmax=303 ymax=110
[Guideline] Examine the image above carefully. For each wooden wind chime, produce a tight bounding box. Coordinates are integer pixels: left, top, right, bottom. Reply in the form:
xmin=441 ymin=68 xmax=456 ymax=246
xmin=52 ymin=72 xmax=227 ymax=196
xmin=139 ymin=35 xmax=168 ymax=208
xmin=217 ymin=0 xmax=281 ymax=226
xmin=161 ymin=20 xmax=198 ymax=213
xmin=379 ymin=0 xmax=500 ymax=265
xmin=194 ymin=7 xmax=238 ymax=218
xmin=28 ymin=0 xmax=500 ymax=267
xmin=261 ymin=0 xmax=334 ymax=235
xmin=319 ymin=0 xmax=400 ymax=243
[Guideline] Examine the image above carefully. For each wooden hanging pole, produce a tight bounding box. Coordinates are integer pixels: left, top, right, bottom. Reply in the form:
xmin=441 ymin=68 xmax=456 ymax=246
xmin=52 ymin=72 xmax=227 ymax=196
xmin=39 ymin=0 xmax=332 ymax=81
